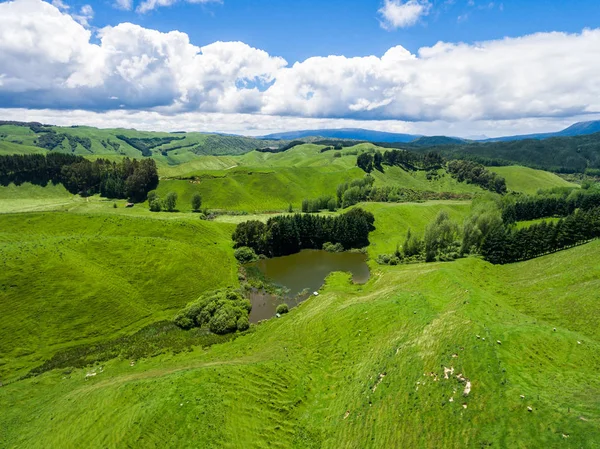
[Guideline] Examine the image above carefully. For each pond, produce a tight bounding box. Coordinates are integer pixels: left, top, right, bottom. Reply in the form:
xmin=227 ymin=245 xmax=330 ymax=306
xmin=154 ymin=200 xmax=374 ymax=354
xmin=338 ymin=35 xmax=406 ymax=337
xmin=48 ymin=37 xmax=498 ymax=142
xmin=246 ymin=249 xmax=370 ymax=322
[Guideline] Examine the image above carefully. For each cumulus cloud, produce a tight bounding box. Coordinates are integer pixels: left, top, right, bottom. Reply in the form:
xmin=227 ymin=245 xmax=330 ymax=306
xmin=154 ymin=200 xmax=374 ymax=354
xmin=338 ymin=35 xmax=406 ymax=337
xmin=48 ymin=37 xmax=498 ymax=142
xmin=137 ymin=0 xmax=221 ymax=14
xmin=378 ymin=0 xmax=432 ymax=30
xmin=0 ymin=0 xmax=599 ymax=127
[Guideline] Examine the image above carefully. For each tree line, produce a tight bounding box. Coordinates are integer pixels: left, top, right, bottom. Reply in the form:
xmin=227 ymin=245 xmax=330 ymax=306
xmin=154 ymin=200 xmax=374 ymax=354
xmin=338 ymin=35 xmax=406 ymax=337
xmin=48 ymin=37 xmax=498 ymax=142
xmin=446 ymin=160 xmax=507 ymax=194
xmin=356 ymin=149 xmax=444 ymax=173
xmin=233 ymin=208 xmax=375 ymax=257
xmin=0 ymin=153 xmax=158 ymax=201
xmin=481 ymin=207 xmax=600 ymax=264
xmin=501 ymin=186 xmax=600 ymax=223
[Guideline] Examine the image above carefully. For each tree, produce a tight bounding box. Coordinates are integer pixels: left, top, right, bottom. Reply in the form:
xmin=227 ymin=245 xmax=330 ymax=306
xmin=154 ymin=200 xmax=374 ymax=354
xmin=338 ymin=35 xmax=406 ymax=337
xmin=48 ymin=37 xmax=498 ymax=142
xmin=403 ymin=228 xmax=423 ymax=258
xmin=163 ymin=192 xmax=178 ymax=212
xmin=424 ymin=210 xmax=460 ymax=262
xmin=357 ymin=153 xmax=374 ymax=173
xmin=373 ymin=151 xmax=383 ymax=171
xmin=149 ymin=198 xmax=162 ymax=212
xmin=191 ymin=193 xmax=202 ymax=211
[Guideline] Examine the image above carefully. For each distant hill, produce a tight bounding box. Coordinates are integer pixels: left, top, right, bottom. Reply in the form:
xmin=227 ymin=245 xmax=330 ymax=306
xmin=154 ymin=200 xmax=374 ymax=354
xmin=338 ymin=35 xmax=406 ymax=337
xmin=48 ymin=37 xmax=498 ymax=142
xmin=483 ymin=120 xmax=600 ymax=142
xmin=0 ymin=121 xmax=285 ymax=161
xmin=262 ymin=128 xmax=421 ymax=143
xmin=409 ymin=136 xmax=467 ymax=146
xmin=408 ymin=132 xmax=600 ymax=173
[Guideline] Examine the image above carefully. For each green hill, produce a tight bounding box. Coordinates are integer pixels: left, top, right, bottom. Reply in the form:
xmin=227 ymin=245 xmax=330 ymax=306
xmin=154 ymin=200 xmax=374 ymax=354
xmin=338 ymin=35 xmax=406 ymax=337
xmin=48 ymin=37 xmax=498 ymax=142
xmin=0 ymin=122 xmax=282 ymax=160
xmin=0 ymin=212 xmax=239 ymax=380
xmin=1 ymin=123 xmax=599 ymax=448
xmin=1 ymin=242 xmax=598 ymax=447
xmin=489 ymin=166 xmax=578 ymax=194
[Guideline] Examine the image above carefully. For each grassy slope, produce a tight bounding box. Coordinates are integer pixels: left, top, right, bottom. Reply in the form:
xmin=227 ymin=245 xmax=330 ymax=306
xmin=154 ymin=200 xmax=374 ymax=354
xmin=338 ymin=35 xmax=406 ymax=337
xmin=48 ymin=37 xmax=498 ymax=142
xmin=489 ymin=166 xmax=578 ymax=194
xmin=155 ymin=144 xmax=483 ymax=213
xmin=1 ymin=243 xmax=598 ymax=448
xmin=360 ymin=201 xmax=472 ymax=257
xmin=156 ymin=145 xmax=367 ymax=212
xmin=0 ymin=212 xmax=239 ymax=380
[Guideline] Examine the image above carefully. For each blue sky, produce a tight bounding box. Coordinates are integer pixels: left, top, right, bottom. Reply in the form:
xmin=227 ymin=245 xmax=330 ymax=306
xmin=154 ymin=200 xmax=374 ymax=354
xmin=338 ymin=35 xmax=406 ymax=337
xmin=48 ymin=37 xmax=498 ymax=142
xmin=88 ymin=0 xmax=600 ymax=62
xmin=1 ymin=0 xmax=600 ymax=136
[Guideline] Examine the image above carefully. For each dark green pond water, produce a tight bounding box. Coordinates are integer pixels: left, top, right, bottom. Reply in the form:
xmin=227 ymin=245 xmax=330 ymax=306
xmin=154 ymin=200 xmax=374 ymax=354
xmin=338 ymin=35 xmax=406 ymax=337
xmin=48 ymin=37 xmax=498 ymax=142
xmin=247 ymin=249 xmax=370 ymax=322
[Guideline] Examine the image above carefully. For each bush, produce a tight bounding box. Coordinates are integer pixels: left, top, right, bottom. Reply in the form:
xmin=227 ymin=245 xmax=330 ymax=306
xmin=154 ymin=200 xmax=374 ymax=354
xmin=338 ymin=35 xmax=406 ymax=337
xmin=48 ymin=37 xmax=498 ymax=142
xmin=209 ymin=308 xmax=238 ymax=334
xmin=173 ymin=288 xmax=251 ymax=335
xmin=276 ymin=303 xmax=289 ymax=315
xmin=173 ymin=314 xmax=194 ymax=330
xmin=323 ymin=242 xmax=344 ymax=252
xmin=236 ymin=316 xmax=250 ymax=331
xmin=376 ymin=254 xmax=401 ymax=265
xmin=149 ymin=199 xmax=162 ymax=212
xmin=234 ymin=246 xmax=259 ymax=263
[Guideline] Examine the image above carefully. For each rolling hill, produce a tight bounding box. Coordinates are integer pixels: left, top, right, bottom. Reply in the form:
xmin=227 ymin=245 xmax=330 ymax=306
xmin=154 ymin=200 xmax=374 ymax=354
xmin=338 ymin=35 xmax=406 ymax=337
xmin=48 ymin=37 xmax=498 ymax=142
xmin=1 ymin=120 xmax=599 ymax=448
xmin=0 ymin=241 xmax=598 ymax=447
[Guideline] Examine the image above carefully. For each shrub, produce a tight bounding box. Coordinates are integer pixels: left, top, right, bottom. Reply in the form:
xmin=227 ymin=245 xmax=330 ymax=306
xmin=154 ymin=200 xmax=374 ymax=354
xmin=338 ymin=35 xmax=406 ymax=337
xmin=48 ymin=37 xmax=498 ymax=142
xmin=173 ymin=288 xmax=251 ymax=335
xmin=209 ymin=308 xmax=238 ymax=334
xmin=113 ymin=202 xmax=117 ymax=209
xmin=173 ymin=314 xmax=194 ymax=330
xmin=234 ymin=246 xmax=259 ymax=264
xmin=149 ymin=199 xmax=162 ymax=212
xmin=236 ymin=316 xmax=250 ymax=331
xmin=276 ymin=303 xmax=289 ymax=315
xmin=323 ymin=242 xmax=344 ymax=253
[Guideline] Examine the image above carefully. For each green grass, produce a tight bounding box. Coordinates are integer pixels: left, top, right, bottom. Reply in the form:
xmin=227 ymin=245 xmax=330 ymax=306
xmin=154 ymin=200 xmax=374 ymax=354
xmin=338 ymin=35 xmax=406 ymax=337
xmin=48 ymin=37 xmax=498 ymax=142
xmin=1 ymin=135 xmax=599 ymax=447
xmin=489 ymin=166 xmax=578 ymax=194
xmin=156 ymin=166 xmax=365 ymax=212
xmin=0 ymin=212 xmax=239 ymax=381
xmin=1 ymin=243 xmax=599 ymax=447
xmin=358 ymin=201 xmax=473 ymax=257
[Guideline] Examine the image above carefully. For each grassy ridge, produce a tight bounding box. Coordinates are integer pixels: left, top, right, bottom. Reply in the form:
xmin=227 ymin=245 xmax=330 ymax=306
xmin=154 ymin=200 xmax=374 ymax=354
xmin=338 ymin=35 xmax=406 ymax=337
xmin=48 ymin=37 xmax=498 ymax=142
xmin=1 ymin=244 xmax=598 ymax=447
xmin=489 ymin=166 xmax=577 ymax=194
xmin=0 ymin=212 xmax=239 ymax=380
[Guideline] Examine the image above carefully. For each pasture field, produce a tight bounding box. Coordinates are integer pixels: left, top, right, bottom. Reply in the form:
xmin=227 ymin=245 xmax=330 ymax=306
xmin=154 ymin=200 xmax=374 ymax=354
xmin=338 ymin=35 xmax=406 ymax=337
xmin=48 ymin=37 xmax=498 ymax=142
xmin=0 ymin=211 xmax=239 ymax=381
xmin=0 ymin=243 xmax=598 ymax=448
xmin=1 ymin=131 xmax=599 ymax=448
xmin=489 ymin=166 xmax=578 ymax=194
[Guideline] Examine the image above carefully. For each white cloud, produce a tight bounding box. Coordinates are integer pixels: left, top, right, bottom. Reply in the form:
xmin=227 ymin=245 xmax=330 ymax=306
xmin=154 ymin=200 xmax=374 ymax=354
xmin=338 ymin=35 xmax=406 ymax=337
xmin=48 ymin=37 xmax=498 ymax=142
xmin=0 ymin=0 xmax=599 ymax=130
xmin=72 ymin=4 xmax=94 ymax=27
xmin=378 ymin=0 xmax=432 ymax=30
xmin=113 ymin=0 xmax=132 ymax=10
xmin=137 ymin=0 xmax=220 ymax=14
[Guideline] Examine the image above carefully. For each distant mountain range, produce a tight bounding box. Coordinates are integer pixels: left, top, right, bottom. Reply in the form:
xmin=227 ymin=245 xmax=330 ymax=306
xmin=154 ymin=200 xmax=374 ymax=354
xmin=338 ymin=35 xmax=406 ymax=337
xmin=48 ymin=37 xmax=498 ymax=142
xmin=261 ymin=120 xmax=600 ymax=144
xmin=261 ymin=128 xmax=421 ymax=143
xmin=482 ymin=120 xmax=600 ymax=142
